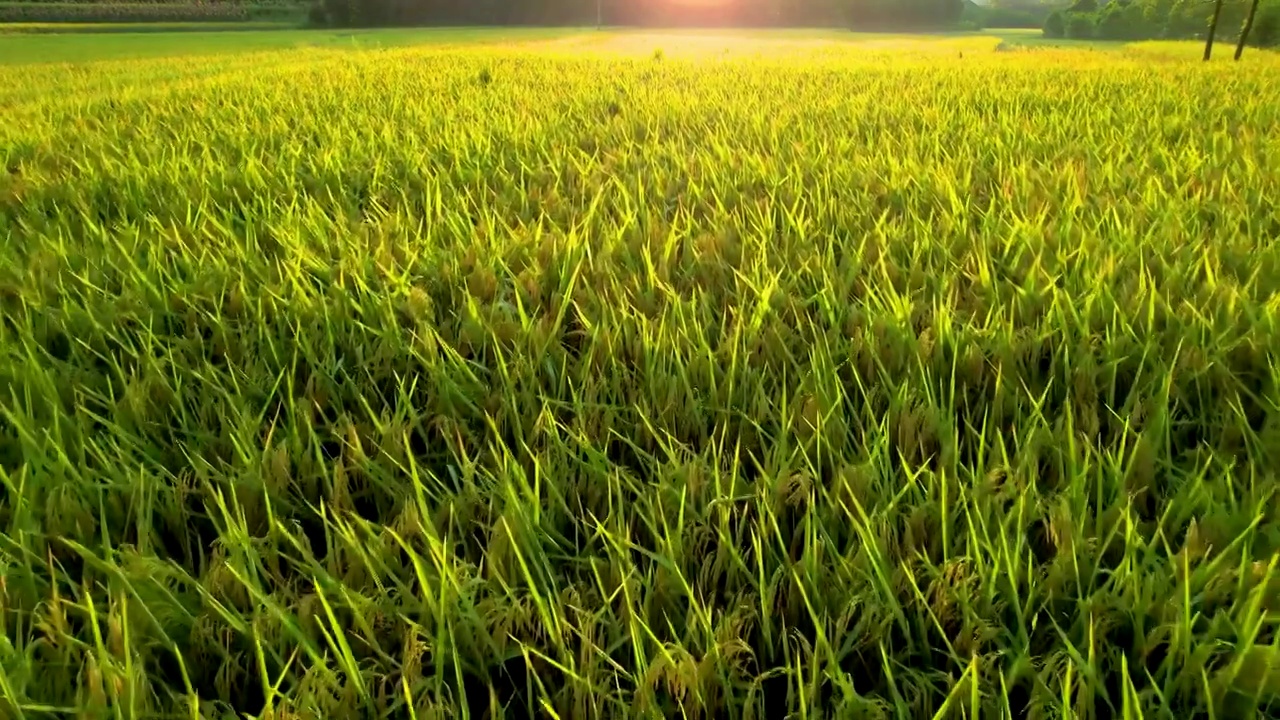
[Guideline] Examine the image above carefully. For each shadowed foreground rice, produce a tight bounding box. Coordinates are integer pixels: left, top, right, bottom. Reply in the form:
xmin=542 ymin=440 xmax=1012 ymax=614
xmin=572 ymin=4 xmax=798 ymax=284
xmin=2 ymin=31 xmax=1280 ymax=719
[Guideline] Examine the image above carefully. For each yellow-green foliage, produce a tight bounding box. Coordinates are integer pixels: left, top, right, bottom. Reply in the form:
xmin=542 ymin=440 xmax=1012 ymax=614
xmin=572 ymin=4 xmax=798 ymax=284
xmin=1 ymin=31 xmax=1280 ymax=719
xmin=0 ymin=2 xmax=300 ymax=24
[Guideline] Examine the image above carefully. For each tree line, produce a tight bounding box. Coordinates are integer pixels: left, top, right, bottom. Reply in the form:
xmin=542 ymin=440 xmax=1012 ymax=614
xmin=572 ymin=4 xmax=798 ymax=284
xmin=1043 ymin=0 xmax=1277 ymax=46
xmin=310 ymin=0 xmax=1276 ymax=52
xmin=315 ymin=0 xmax=963 ymax=29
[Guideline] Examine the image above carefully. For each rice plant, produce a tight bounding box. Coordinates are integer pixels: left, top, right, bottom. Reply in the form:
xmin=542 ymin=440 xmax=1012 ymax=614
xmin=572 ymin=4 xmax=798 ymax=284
xmin=1 ymin=31 xmax=1279 ymax=720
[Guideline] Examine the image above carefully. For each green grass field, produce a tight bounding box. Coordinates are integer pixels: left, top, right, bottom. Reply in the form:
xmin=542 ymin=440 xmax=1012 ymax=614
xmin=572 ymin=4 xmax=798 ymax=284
xmin=2 ymin=27 xmax=1280 ymax=720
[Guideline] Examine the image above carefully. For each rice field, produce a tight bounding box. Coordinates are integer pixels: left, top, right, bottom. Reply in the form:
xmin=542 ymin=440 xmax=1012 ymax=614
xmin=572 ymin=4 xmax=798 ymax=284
xmin=2 ymin=29 xmax=1280 ymax=720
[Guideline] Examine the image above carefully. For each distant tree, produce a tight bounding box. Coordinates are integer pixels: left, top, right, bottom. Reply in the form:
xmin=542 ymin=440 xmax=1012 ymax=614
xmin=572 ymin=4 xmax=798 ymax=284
xmin=1253 ymin=2 xmax=1280 ymax=44
xmin=1139 ymin=0 xmax=1175 ymax=33
xmin=1096 ymin=0 xmax=1151 ymax=37
xmin=847 ymin=0 xmax=964 ymax=29
xmin=1043 ymin=8 xmax=1068 ymax=33
xmin=1165 ymin=0 xmax=1206 ymax=36
xmin=1065 ymin=8 xmax=1097 ymax=34
xmin=976 ymin=0 xmax=1061 ymax=28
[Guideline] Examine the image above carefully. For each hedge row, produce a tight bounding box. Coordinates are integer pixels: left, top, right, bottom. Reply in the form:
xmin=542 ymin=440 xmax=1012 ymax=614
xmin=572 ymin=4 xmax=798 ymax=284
xmin=1 ymin=0 xmax=300 ymax=5
xmin=0 ymin=1 xmax=302 ymax=20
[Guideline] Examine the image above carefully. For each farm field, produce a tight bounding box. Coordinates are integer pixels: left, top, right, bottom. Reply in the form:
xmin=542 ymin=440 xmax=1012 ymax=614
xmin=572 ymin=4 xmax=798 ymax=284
xmin=0 ymin=25 xmax=586 ymax=63
xmin=2 ymin=28 xmax=1280 ymax=719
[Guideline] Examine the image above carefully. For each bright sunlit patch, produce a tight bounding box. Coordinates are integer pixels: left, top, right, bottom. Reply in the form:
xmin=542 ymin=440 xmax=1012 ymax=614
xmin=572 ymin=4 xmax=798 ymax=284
xmin=522 ymin=32 xmax=1001 ymax=61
